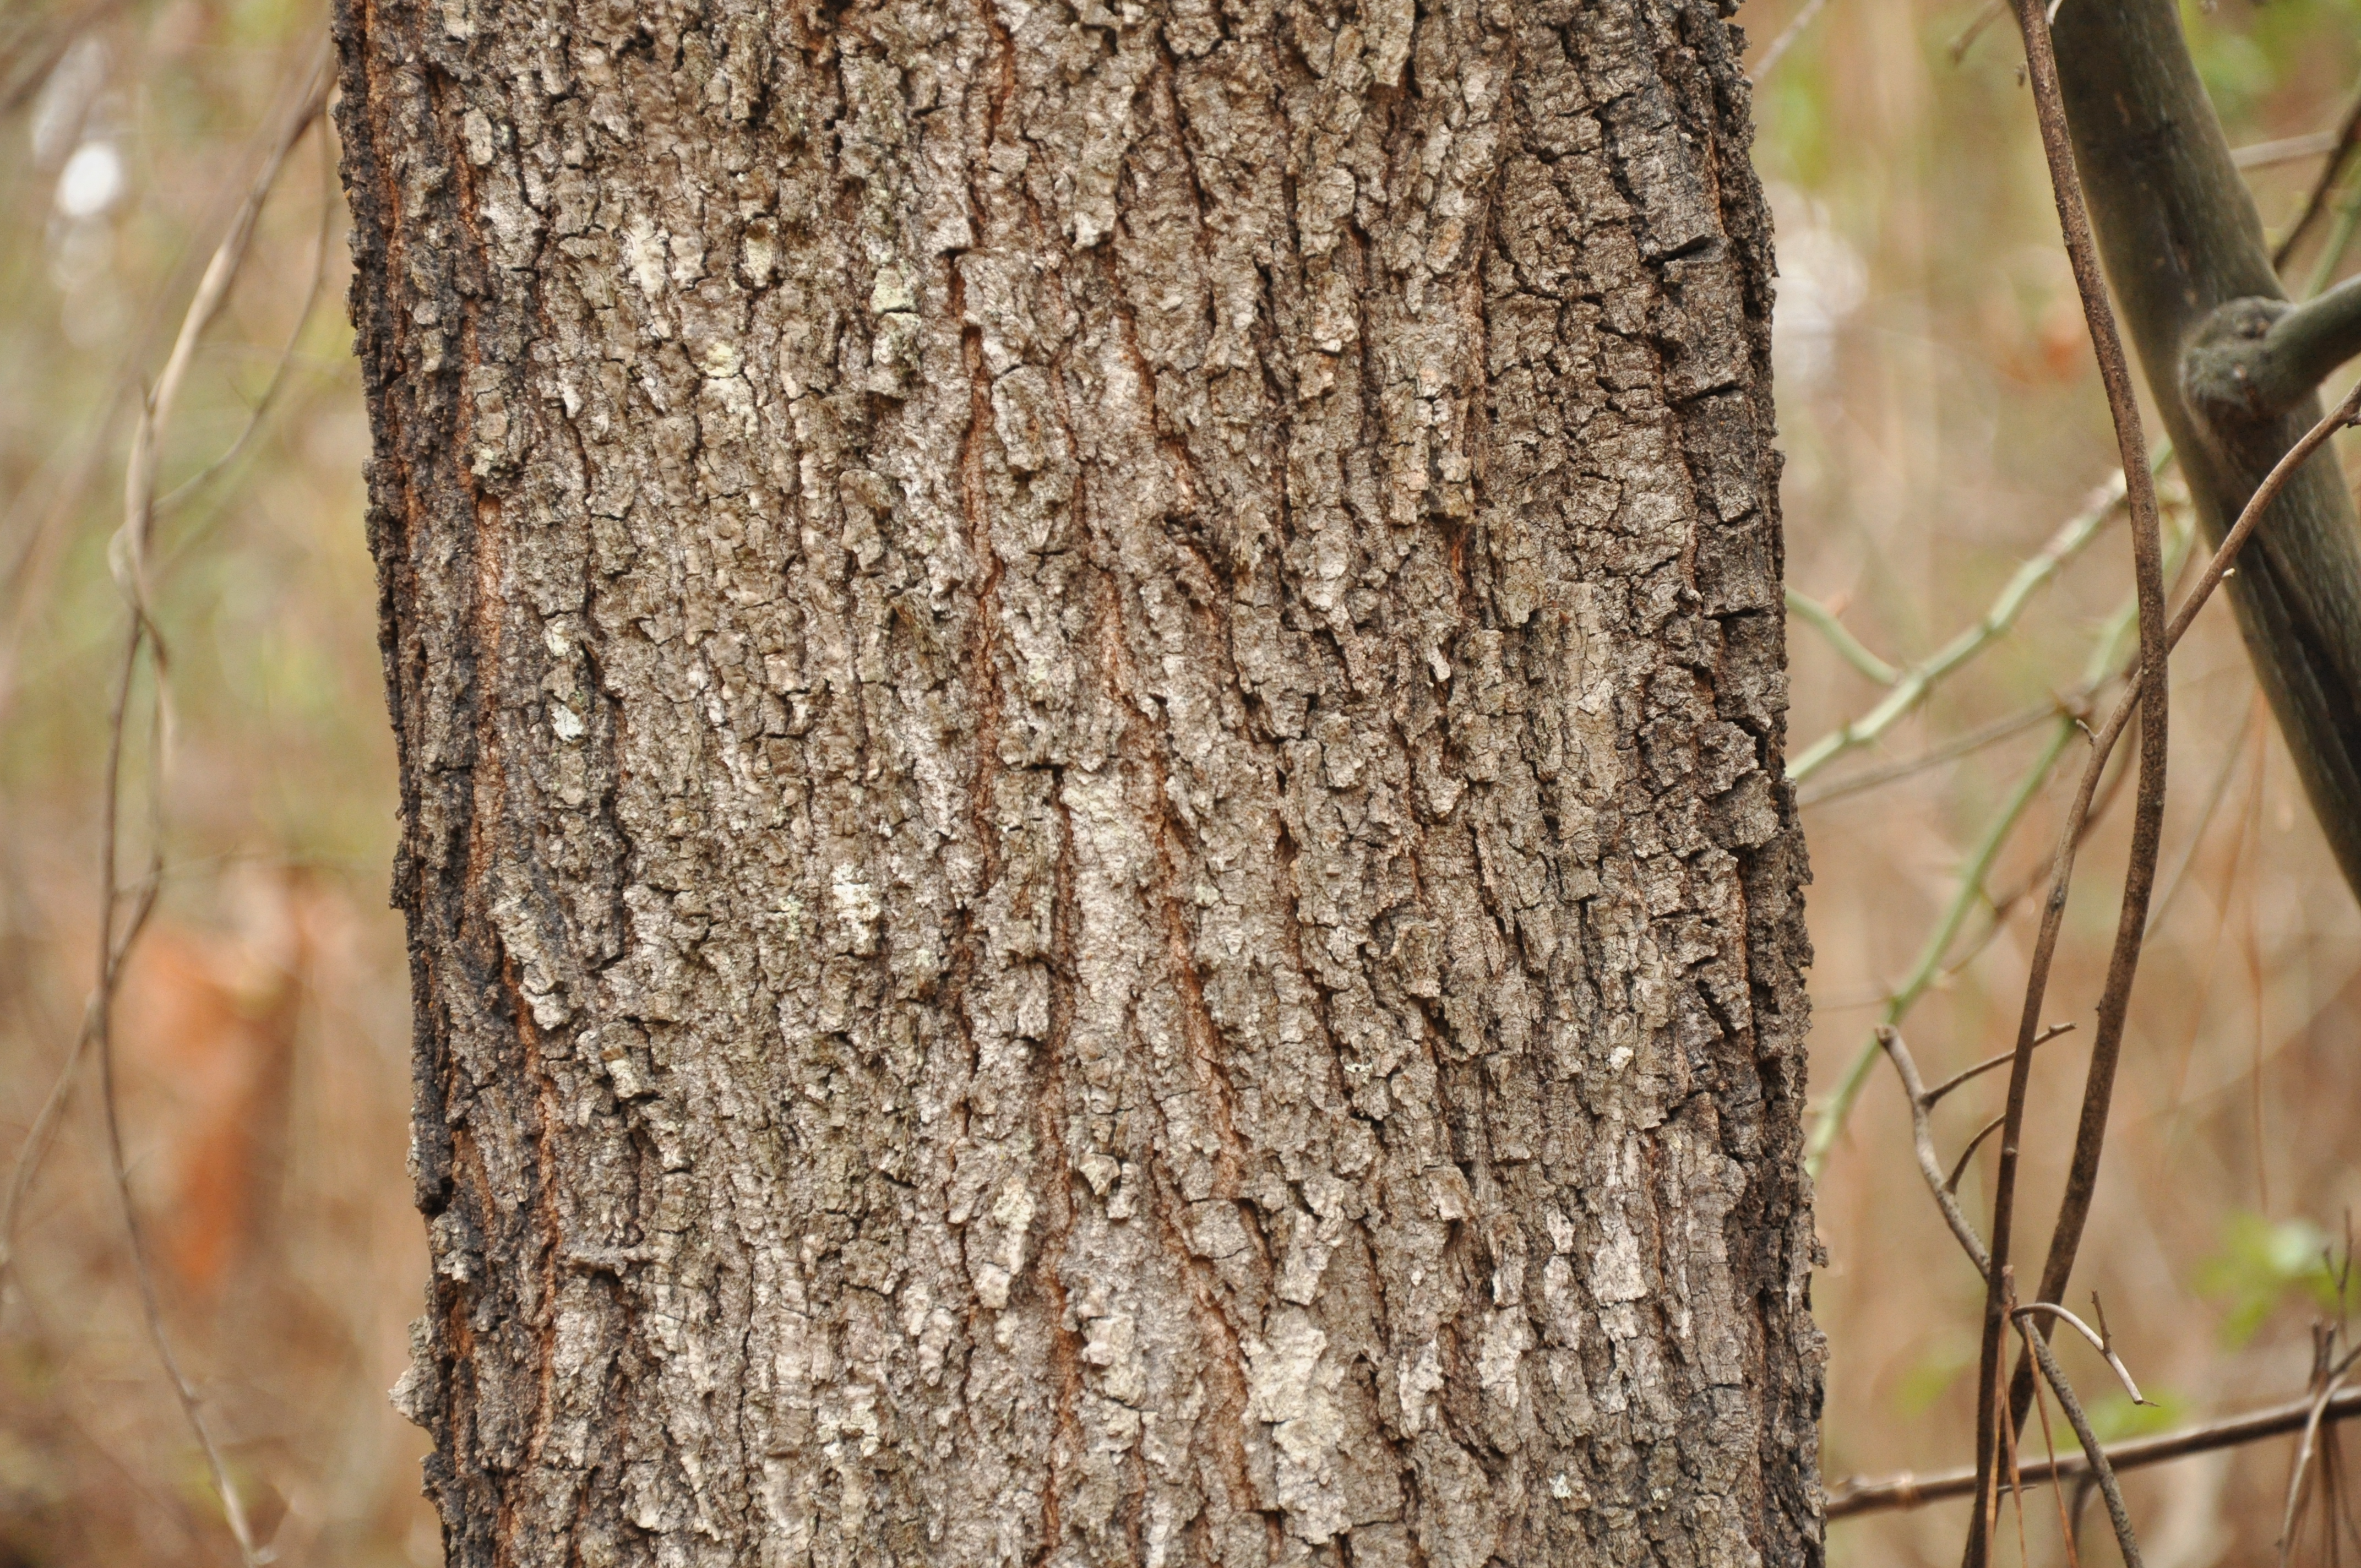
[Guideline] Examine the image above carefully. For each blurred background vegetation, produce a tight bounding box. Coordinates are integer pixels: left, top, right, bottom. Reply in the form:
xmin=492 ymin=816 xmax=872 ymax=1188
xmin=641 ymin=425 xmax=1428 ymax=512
xmin=0 ymin=0 xmax=2355 ymax=1564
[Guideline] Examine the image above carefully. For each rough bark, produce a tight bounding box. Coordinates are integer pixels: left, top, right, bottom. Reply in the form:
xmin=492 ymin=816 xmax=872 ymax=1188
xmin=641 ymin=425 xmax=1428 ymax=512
xmin=334 ymin=0 xmax=1821 ymax=1563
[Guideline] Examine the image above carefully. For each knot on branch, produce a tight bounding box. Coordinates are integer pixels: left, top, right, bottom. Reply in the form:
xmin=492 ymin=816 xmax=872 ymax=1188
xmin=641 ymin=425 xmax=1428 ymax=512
xmin=2182 ymin=278 xmax=2361 ymax=428
xmin=2180 ymin=296 xmax=2298 ymax=423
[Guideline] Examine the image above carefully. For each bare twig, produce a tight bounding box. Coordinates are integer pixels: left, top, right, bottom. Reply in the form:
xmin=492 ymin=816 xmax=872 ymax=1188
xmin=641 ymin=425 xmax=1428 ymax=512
xmin=1945 ymin=1115 xmax=2005 ymax=1196
xmin=1827 ymin=1384 xmax=2361 ymax=1518
xmin=1749 ymin=0 xmax=1835 ymax=85
xmin=154 ymin=113 xmax=337 ymax=527
xmin=2016 ymin=1295 xmax=2147 ymax=1568
xmin=2275 ymin=72 xmax=2361 ymax=274
xmin=1797 ymin=696 xmax=2070 ymax=810
xmin=4 ymin=37 xmax=335 ymax=1568
xmin=2281 ymin=1332 xmax=2361 ymax=1566
xmin=1807 ymin=725 xmax=2074 ymax=1175
xmin=1923 ymin=1022 xmax=2077 ymax=1108
xmin=1970 ymin=0 xmax=2174 ymax=1555
xmin=1877 ymin=1027 xmax=1993 ymax=1278
xmin=2146 ymin=693 xmax=2262 ymax=938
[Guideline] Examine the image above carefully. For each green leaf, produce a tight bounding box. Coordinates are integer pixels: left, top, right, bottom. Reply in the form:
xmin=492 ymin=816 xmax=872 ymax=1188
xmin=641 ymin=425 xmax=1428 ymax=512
xmin=2198 ymin=1212 xmax=2340 ymax=1346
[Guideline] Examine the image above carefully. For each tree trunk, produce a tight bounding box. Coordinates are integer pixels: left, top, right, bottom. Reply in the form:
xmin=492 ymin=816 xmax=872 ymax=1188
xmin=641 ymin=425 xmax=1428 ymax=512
xmin=333 ymin=0 xmax=1821 ymax=1562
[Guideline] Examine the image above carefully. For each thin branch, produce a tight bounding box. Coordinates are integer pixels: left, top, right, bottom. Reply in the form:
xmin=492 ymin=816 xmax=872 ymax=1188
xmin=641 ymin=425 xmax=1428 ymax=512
xmin=2016 ymin=1298 xmax=2147 ymax=1568
xmin=2239 ymin=131 xmax=2346 ymax=172
xmin=121 ymin=41 xmax=334 ymax=600
xmin=1827 ymin=1384 xmax=2361 ymax=1518
xmin=2281 ymin=1337 xmax=2361 ymax=1566
xmin=1807 ymin=720 xmax=2074 ymax=1174
xmin=1748 ymin=0 xmax=1835 ymax=85
xmin=1787 ymin=586 xmax=1899 ymax=684
xmin=3 ymin=39 xmax=335 ymax=1284
xmin=2145 ymin=692 xmax=2261 ymax=939
xmin=2275 ymin=72 xmax=2361 ymax=273
xmin=1788 ymin=467 xmax=2135 ymax=784
xmin=2285 ymin=1385 xmax=2342 ymax=1566
xmin=2014 ymin=1299 xmax=2151 ymax=1407
xmin=90 ymin=616 xmax=261 ymax=1568
xmin=1972 ymin=0 xmax=2175 ymax=1556
xmin=1991 ymin=382 xmax=2361 ymax=1478
xmin=1946 ymin=1115 xmax=2005 ymax=1195
xmin=1923 ymin=1022 xmax=2077 ymax=1108
xmin=1797 ymin=696 xmax=2069 ymax=810
xmin=15 ymin=36 xmax=334 ymax=1568
xmin=154 ymin=112 xmax=336 ymax=526
xmin=1876 ymin=1027 xmax=1993 ymax=1279
xmin=1947 ymin=0 xmax=2008 ymax=64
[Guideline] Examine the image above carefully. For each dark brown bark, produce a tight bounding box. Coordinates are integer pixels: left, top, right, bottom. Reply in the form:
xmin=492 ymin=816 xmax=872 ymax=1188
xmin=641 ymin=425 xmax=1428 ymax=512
xmin=334 ymin=0 xmax=1821 ymax=1562
xmin=2055 ymin=0 xmax=2361 ymax=897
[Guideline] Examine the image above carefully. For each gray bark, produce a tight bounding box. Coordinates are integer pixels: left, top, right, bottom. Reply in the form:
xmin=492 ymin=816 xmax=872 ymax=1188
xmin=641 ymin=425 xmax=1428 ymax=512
xmin=333 ymin=0 xmax=1821 ymax=1563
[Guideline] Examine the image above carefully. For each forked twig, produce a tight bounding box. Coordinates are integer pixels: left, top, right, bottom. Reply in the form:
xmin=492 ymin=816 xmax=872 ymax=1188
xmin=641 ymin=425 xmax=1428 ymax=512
xmin=2014 ymin=1297 xmax=2152 ymax=1407
xmin=2001 ymin=373 xmax=2361 ymax=1434
xmin=1876 ymin=1027 xmax=1991 ymax=1279
xmin=1972 ymin=1 xmax=2175 ymax=1550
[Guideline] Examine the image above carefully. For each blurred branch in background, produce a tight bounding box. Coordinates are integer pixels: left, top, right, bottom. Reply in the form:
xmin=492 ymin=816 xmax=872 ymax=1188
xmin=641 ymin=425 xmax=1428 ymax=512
xmin=1787 ymin=461 xmax=2144 ymax=785
xmin=72 ymin=40 xmax=335 ymax=1568
xmin=1805 ymin=499 xmax=2196 ymax=1174
xmin=1759 ymin=0 xmax=2361 ymax=1559
xmin=0 ymin=0 xmax=129 ymax=117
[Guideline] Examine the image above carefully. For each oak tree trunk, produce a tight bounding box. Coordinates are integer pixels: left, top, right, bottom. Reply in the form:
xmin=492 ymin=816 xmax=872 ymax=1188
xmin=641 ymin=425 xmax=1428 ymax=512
xmin=334 ymin=0 xmax=1821 ymax=1562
